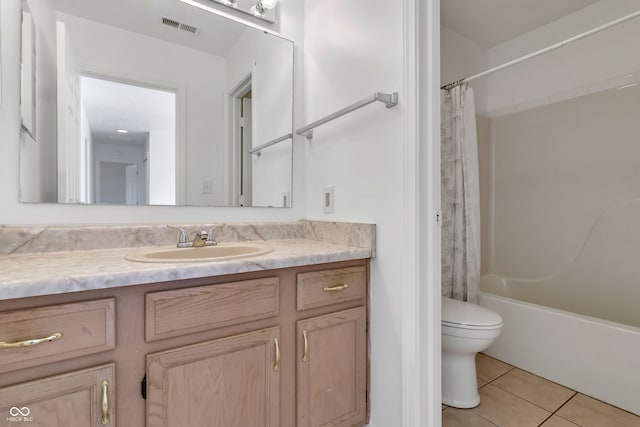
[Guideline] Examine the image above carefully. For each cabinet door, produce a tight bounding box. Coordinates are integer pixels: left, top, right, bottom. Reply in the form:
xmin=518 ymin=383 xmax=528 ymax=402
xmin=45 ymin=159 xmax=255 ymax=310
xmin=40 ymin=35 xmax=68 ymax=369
xmin=0 ymin=363 xmax=115 ymax=427
xmin=297 ymin=307 xmax=367 ymax=427
xmin=146 ymin=327 xmax=280 ymax=427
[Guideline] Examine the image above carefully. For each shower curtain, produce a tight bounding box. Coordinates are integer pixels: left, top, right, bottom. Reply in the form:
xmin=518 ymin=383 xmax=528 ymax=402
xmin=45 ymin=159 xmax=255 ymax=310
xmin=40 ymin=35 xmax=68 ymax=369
xmin=440 ymin=85 xmax=481 ymax=303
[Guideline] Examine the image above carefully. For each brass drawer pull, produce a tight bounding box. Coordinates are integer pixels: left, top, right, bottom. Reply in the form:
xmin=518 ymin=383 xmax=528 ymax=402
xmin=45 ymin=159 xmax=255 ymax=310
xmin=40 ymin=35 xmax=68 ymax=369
xmin=302 ymin=330 xmax=309 ymax=362
xmin=0 ymin=332 xmax=63 ymax=349
xmin=323 ymin=284 xmax=349 ymax=292
xmin=101 ymin=380 xmax=110 ymax=425
xmin=273 ymin=337 xmax=280 ymax=371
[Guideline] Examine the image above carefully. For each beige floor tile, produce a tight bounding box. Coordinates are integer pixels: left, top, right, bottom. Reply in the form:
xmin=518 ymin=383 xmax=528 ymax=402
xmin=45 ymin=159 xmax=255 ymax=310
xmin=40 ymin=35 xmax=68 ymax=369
xmin=492 ymin=368 xmax=575 ymax=412
xmin=477 ymin=377 xmax=488 ymax=388
xmin=557 ymin=394 xmax=640 ymax=427
xmin=540 ymin=415 xmax=580 ymax=427
xmin=442 ymin=407 xmax=497 ymax=427
xmin=472 ymin=384 xmax=551 ymax=427
xmin=476 ymin=353 xmax=513 ymax=382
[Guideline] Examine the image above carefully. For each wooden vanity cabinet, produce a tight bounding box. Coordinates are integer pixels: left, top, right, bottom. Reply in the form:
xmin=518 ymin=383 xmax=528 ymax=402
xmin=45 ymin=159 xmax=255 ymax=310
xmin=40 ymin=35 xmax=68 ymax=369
xmin=295 ymin=266 xmax=368 ymax=427
xmin=0 ymin=259 xmax=369 ymax=427
xmin=297 ymin=307 xmax=367 ymax=427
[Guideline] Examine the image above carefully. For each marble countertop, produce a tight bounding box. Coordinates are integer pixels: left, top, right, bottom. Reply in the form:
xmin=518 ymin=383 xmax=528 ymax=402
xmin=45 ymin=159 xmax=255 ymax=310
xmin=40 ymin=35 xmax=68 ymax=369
xmin=0 ymin=238 xmax=371 ymax=301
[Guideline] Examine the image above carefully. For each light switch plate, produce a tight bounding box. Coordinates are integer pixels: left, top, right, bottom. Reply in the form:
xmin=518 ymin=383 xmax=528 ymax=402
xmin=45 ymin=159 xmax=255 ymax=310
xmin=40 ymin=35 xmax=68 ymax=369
xmin=323 ymin=186 xmax=334 ymax=213
xmin=202 ymin=180 xmax=213 ymax=194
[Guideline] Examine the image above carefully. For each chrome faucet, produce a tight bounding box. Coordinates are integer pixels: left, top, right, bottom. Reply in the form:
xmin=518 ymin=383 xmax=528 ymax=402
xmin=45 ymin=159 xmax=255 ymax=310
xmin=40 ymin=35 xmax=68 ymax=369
xmin=176 ymin=227 xmax=218 ymax=248
xmin=192 ymin=230 xmax=208 ymax=247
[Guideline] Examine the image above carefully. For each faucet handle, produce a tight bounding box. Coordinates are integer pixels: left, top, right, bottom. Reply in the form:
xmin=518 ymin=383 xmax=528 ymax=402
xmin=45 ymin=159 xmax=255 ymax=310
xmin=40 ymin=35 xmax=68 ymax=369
xmin=206 ymin=226 xmax=218 ymax=246
xmin=176 ymin=227 xmax=190 ymax=248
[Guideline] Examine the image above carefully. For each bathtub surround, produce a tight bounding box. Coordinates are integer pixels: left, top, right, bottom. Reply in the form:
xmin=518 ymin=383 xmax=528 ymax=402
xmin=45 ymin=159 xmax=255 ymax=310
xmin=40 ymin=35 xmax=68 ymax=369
xmin=440 ymin=85 xmax=481 ymax=303
xmin=476 ymin=79 xmax=640 ymax=416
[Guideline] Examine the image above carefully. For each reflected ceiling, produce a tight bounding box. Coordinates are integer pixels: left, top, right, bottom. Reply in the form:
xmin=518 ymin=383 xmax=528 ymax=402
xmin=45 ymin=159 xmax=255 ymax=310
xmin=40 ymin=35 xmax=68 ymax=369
xmin=54 ymin=0 xmax=245 ymax=56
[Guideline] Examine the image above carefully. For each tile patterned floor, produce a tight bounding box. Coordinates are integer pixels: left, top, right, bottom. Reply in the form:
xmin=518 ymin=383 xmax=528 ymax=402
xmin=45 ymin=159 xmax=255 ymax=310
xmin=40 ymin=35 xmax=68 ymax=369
xmin=442 ymin=354 xmax=640 ymax=427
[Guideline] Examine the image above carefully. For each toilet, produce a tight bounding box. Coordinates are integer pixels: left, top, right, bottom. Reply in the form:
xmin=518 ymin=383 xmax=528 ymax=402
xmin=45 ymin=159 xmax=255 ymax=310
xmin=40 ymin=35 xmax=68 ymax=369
xmin=441 ymin=297 xmax=503 ymax=408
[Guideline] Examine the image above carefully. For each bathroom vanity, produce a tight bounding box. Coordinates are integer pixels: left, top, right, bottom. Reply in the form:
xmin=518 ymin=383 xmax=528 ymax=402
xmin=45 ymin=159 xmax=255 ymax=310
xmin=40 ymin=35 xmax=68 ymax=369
xmin=0 ymin=221 xmax=373 ymax=427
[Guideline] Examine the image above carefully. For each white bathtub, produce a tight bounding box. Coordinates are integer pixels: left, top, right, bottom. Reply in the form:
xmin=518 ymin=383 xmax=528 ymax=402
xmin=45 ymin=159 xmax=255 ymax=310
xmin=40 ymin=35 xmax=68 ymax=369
xmin=480 ymin=277 xmax=640 ymax=416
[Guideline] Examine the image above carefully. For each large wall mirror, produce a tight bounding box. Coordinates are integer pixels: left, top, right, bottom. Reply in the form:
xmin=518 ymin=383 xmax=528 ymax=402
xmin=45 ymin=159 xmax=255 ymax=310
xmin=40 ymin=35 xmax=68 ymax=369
xmin=19 ymin=0 xmax=294 ymax=207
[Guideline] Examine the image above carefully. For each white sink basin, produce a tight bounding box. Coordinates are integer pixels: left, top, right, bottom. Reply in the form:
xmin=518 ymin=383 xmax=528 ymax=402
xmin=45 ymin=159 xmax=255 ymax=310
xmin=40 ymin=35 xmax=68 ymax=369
xmin=125 ymin=243 xmax=273 ymax=263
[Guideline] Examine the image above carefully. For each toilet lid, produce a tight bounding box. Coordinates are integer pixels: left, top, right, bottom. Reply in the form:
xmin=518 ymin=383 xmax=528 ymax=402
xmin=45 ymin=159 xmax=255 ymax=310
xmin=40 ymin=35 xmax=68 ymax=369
xmin=442 ymin=297 xmax=502 ymax=329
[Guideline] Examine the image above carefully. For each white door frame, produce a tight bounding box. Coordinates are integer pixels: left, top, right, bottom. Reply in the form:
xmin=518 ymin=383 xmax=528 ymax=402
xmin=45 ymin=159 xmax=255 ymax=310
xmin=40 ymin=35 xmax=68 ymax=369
xmin=224 ymin=71 xmax=253 ymax=206
xmin=124 ymin=163 xmax=139 ymax=205
xmin=56 ymin=21 xmax=82 ymax=204
xmin=401 ymin=1 xmax=442 ymax=427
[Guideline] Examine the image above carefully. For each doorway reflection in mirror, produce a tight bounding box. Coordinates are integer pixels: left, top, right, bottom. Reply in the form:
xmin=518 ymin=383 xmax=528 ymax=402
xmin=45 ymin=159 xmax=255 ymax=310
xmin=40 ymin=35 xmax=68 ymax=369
xmin=80 ymin=76 xmax=176 ymax=205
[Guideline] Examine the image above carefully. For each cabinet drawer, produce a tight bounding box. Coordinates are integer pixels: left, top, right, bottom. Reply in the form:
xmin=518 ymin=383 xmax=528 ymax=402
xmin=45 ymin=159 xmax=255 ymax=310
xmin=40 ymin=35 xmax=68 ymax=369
xmin=0 ymin=298 xmax=115 ymax=373
xmin=297 ymin=266 xmax=366 ymax=311
xmin=145 ymin=277 xmax=280 ymax=342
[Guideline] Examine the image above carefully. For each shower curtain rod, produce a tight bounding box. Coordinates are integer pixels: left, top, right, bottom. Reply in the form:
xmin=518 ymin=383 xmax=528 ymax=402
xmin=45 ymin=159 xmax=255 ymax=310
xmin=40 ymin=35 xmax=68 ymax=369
xmin=440 ymin=9 xmax=640 ymax=91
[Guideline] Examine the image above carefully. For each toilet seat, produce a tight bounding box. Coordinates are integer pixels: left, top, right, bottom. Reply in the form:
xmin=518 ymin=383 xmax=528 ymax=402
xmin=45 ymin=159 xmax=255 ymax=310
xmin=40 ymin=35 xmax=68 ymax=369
xmin=442 ymin=297 xmax=502 ymax=330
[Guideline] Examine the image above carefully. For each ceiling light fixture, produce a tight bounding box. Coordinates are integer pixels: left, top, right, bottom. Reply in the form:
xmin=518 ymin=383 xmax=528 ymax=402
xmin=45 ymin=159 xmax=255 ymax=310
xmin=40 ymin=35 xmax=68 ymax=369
xmin=183 ymin=0 xmax=278 ymax=25
xmin=250 ymin=0 xmax=278 ymax=17
xmin=116 ymin=129 xmax=129 ymax=134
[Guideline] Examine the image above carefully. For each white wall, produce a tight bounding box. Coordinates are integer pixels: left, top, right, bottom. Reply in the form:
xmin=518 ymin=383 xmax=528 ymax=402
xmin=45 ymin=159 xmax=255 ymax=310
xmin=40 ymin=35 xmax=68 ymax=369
xmin=93 ymin=141 xmax=145 ymax=204
xmin=303 ymin=0 xmax=405 ymax=425
xmin=486 ymin=0 xmax=640 ymax=115
xmin=225 ymin=27 xmax=294 ymax=207
xmin=99 ymin=162 xmax=127 ymax=204
xmin=148 ymin=129 xmax=176 ymax=205
xmin=0 ymin=0 xmax=304 ymax=224
xmin=440 ymin=25 xmax=489 ymax=114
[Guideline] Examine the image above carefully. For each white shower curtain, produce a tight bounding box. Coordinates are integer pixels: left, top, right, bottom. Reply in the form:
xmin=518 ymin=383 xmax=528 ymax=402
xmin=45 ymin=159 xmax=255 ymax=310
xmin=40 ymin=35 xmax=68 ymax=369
xmin=440 ymin=85 xmax=481 ymax=303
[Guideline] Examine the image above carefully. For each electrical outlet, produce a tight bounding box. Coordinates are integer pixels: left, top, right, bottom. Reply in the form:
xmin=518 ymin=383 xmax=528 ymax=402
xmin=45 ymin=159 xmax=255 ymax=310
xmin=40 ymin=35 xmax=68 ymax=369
xmin=323 ymin=186 xmax=334 ymax=213
xmin=202 ymin=180 xmax=212 ymax=194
